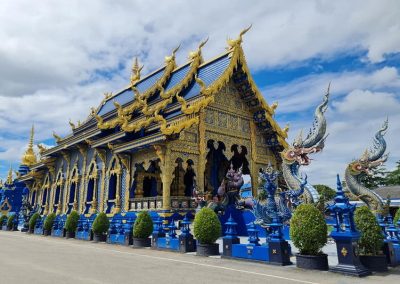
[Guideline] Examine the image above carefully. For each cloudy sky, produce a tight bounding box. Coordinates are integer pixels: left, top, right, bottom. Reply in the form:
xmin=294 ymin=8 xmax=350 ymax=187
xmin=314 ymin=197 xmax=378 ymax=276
xmin=0 ymin=0 xmax=399 ymax=187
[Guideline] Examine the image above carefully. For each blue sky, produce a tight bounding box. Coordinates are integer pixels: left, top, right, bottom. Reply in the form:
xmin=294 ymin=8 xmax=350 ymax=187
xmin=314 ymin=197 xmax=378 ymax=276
xmin=0 ymin=0 xmax=399 ymax=187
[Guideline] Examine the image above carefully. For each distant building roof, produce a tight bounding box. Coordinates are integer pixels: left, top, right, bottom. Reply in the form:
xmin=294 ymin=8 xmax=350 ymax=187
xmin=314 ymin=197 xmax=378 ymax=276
xmin=374 ymin=186 xmax=400 ymax=199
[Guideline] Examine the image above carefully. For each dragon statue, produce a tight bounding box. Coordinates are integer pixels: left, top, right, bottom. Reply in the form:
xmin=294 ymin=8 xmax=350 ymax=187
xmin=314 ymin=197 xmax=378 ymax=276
xmin=252 ymin=164 xmax=306 ymax=227
xmin=345 ymin=119 xmax=389 ymax=212
xmin=281 ymin=86 xmax=330 ymax=204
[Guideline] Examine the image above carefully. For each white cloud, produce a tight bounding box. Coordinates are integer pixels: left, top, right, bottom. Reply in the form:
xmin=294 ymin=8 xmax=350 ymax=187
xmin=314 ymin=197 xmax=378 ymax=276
xmin=265 ymin=67 xmax=400 ymax=114
xmin=272 ymin=74 xmax=400 ymax=188
xmin=0 ymin=0 xmax=400 ymax=180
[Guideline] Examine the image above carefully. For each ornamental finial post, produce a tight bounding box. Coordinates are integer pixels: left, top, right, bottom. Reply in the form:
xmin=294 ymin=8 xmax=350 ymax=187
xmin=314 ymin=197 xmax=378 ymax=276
xmin=6 ymin=164 xmax=13 ymax=185
xmin=29 ymin=124 xmax=34 ymax=148
xmin=21 ymin=124 xmax=38 ymax=166
xmin=131 ymin=57 xmax=143 ymax=85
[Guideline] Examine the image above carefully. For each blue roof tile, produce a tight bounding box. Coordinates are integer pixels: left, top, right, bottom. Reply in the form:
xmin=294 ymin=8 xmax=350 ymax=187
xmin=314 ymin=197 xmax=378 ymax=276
xmin=97 ymin=53 xmax=230 ymax=117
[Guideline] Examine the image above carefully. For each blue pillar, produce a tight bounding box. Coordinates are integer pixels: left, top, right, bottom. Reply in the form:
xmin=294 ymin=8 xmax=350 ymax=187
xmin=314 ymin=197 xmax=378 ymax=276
xmin=152 ymin=217 xmax=165 ymax=248
xmin=327 ymin=174 xmax=371 ymax=277
xmin=384 ymin=214 xmax=400 ymax=266
xmin=222 ymin=214 xmax=240 ymax=257
xmin=179 ymin=215 xmax=196 ymax=253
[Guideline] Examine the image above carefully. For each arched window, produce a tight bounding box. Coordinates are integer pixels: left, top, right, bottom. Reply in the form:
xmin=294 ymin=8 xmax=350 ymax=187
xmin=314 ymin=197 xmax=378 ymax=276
xmin=106 ymin=156 xmax=121 ymax=214
xmin=85 ymin=162 xmax=98 ymax=214
xmin=67 ymin=167 xmax=79 ymax=214
xmin=53 ymin=171 xmax=64 ymax=213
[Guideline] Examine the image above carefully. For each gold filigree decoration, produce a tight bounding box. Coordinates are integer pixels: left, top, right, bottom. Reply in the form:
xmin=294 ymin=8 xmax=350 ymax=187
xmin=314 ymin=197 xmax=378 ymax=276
xmin=341 ymin=247 xmax=348 ymax=257
xmin=157 ymin=113 xmax=200 ymax=136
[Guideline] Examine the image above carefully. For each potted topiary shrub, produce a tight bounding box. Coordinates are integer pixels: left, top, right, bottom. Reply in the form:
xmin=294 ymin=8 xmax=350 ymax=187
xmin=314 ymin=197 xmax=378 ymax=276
xmin=354 ymin=206 xmax=387 ymax=272
xmin=28 ymin=213 xmax=40 ymax=234
xmin=43 ymin=213 xmax=56 ymax=236
xmin=193 ymin=207 xmax=221 ymax=256
xmin=132 ymin=211 xmax=153 ymax=247
xmin=0 ymin=215 xmax=8 ymax=230
xmin=394 ymin=209 xmax=400 ymax=227
xmin=7 ymin=214 xmax=17 ymax=231
xmin=92 ymin=212 xmax=110 ymax=242
xmin=290 ymin=204 xmax=328 ymax=270
xmin=65 ymin=211 xmax=79 ymax=239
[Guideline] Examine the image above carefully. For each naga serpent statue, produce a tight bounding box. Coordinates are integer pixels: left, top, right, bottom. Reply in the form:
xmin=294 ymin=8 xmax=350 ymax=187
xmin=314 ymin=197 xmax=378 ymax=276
xmin=281 ymin=86 xmax=330 ymax=204
xmin=252 ymin=164 xmax=306 ymax=227
xmin=345 ymin=119 xmax=389 ymax=213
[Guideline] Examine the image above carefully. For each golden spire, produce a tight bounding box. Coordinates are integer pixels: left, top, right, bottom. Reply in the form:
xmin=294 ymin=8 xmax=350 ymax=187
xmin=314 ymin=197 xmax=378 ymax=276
xmin=6 ymin=164 xmax=13 ymax=185
xmin=130 ymin=57 xmax=143 ymax=85
xmin=21 ymin=124 xmax=38 ymax=166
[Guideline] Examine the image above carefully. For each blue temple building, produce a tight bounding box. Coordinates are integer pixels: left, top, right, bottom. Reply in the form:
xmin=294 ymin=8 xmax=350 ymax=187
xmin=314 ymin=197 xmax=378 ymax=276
xmin=14 ymin=31 xmax=289 ymax=223
xmin=0 ymin=128 xmax=32 ymax=216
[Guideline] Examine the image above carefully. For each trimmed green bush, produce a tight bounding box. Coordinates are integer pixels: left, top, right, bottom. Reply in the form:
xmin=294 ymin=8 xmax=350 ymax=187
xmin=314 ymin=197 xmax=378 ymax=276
xmin=394 ymin=209 xmax=400 ymax=225
xmin=29 ymin=213 xmax=40 ymax=231
xmin=92 ymin=212 xmax=110 ymax=235
xmin=133 ymin=211 xmax=153 ymax=238
xmin=7 ymin=214 xmax=15 ymax=229
xmin=44 ymin=213 xmax=56 ymax=232
xmin=65 ymin=211 xmax=79 ymax=233
xmin=193 ymin=207 xmax=221 ymax=244
xmin=0 ymin=215 xmax=8 ymax=227
xmin=290 ymin=204 xmax=327 ymax=255
xmin=354 ymin=206 xmax=384 ymax=255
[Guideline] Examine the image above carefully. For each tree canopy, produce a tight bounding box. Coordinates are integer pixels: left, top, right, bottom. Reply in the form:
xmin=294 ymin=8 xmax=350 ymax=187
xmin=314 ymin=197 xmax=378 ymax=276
xmin=360 ymin=160 xmax=400 ymax=188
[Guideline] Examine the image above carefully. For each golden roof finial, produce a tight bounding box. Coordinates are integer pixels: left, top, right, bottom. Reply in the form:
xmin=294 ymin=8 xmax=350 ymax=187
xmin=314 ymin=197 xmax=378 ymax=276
xmin=271 ymin=102 xmax=278 ymax=114
xmin=53 ymin=131 xmax=62 ymax=143
xmin=188 ymin=37 xmax=209 ymax=60
xmin=22 ymin=124 xmax=38 ymax=166
xmin=283 ymin=123 xmax=290 ymax=134
xmin=165 ymin=44 xmax=180 ymax=65
xmin=6 ymin=164 xmax=13 ymax=185
xmin=227 ymin=24 xmax=252 ymax=50
xmin=130 ymin=57 xmax=143 ymax=85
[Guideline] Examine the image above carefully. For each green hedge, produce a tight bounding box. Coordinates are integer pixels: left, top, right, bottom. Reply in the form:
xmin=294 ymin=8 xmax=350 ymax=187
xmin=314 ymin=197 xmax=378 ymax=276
xmin=290 ymin=204 xmax=327 ymax=255
xmin=44 ymin=213 xmax=56 ymax=231
xmin=354 ymin=206 xmax=384 ymax=255
xmin=0 ymin=215 xmax=8 ymax=227
xmin=133 ymin=211 xmax=153 ymax=238
xmin=7 ymin=214 xmax=15 ymax=229
xmin=29 ymin=213 xmax=40 ymax=231
xmin=92 ymin=212 xmax=110 ymax=235
xmin=394 ymin=209 xmax=400 ymax=225
xmin=65 ymin=211 xmax=80 ymax=233
xmin=193 ymin=207 xmax=221 ymax=244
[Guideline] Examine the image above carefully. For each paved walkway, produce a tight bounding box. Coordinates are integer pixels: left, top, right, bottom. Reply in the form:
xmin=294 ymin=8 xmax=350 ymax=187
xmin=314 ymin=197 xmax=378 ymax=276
xmin=0 ymin=231 xmax=399 ymax=284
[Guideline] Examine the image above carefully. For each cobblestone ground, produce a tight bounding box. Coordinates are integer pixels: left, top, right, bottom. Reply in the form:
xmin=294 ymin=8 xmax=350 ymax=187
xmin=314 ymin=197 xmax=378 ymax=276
xmin=0 ymin=231 xmax=399 ymax=284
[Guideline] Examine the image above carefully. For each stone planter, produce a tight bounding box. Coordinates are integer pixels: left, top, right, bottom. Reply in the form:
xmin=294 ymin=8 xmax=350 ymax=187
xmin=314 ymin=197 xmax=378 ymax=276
xmin=43 ymin=229 xmax=50 ymax=236
xmin=360 ymin=255 xmax=388 ymax=272
xmin=296 ymin=254 xmax=329 ymax=270
xmin=93 ymin=233 xmax=107 ymax=243
xmin=196 ymin=243 xmax=220 ymax=256
xmin=65 ymin=231 xmax=75 ymax=239
xmin=133 ymin=237 xmax=151 ymax=247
